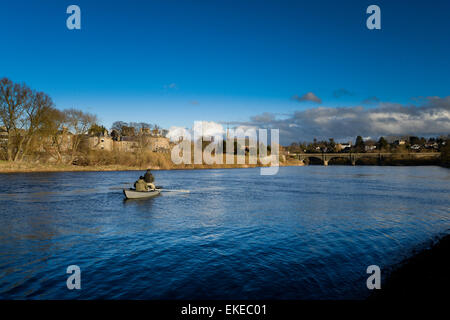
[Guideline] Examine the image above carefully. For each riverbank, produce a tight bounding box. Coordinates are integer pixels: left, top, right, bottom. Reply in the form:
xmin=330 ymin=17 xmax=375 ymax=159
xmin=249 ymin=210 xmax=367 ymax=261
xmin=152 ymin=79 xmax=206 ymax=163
xmin=2 ymin=159 xmax=449 ymax=173
xmin=0 ymin=159 xmax=306 ymax=173
xmin=2 ymin=148 xmax=448 ymax=173
xmin=370 ymin=234 xmax=450 ymax=300
xmin=0 ymin=161 xmax=149 ymax=173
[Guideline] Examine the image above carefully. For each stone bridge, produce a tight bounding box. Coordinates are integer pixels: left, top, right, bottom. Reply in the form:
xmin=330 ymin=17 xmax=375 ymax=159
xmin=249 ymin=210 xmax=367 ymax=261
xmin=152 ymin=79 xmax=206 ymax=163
xmin=291 ymin=152 xmax=441 ymax=166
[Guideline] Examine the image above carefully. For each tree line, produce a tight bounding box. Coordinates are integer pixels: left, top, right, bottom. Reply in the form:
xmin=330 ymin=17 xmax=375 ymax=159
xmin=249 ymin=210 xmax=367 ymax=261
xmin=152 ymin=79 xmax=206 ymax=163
xmin=286 ymin=135 xmax=448 ymax=154
xmin=0 ymin=78 xmax=97 ymax=163
xmin=110 ymin=121 xmax=168 ymax=139
xmin=0 ymin=78 xmax=171 ymax=165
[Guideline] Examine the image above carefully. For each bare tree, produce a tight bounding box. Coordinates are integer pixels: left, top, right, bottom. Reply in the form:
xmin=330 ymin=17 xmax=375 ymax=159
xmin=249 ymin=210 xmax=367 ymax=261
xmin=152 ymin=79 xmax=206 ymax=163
xmin=40 ymin=107 xmax=69 ymax=163
xmin=111 ymin=121 xmax=128 ymax=134
xmin=15 ymin=91 xmax=55 ymax=161
xmin=130 ymin=122 xmax=151 ymax=133
xmin=121 ymin=126 xmax=135 ymax=137
xmin=0 ymin=78 xmax=53 ymax=161
xmin=65 ymin=108 xmax=97 ymax=163
xmin=0 ymin=78 xmax=31 ymax=161
xmin=111 ymin=121 xmax=157 ymax=136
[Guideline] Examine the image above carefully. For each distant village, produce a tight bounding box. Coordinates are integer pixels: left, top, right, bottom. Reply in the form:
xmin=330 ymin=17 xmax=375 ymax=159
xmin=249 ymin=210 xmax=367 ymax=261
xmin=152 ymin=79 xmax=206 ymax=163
xmin=284 ymin=135 xmax=448 ymax=155
xmin=1 ymin=123 xmax=448 ymax=161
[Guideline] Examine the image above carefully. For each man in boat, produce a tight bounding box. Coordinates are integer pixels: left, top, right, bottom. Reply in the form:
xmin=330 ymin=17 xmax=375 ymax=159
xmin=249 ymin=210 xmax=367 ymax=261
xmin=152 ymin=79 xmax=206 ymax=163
xmin=143 ymin=169 xmax=156 ymax=190
xmin=134 ymin=176 xmax=149 ymax=192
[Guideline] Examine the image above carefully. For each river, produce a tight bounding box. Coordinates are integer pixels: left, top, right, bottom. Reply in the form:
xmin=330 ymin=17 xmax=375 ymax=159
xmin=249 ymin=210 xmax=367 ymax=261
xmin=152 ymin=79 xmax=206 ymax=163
xmin=0 ymin=166 xmax=449 ymax=299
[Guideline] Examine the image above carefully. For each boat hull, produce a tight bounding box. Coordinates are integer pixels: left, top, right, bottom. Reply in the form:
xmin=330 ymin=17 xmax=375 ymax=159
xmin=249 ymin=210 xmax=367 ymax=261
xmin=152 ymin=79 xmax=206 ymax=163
xmin=123 ymin=188 xmax=161 ymax=199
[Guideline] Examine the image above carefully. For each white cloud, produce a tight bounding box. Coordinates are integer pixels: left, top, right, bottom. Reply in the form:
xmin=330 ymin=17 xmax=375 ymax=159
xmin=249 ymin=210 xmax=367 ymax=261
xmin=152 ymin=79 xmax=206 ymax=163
xmin=193 ymin=121 xmax=224 ymax=140
xmin=166 ymin=126 xmax=191 ymax=141
xmin=167 ymin=121 xmax=225 ymax=141
xmin=227 ymin=96 xmax=450 ymax=144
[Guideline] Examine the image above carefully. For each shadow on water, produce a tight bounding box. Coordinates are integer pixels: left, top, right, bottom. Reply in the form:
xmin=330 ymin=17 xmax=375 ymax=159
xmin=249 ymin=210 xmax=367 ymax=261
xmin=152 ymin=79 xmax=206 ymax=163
xmin=122 ymin=195 xmax=158 ymax=212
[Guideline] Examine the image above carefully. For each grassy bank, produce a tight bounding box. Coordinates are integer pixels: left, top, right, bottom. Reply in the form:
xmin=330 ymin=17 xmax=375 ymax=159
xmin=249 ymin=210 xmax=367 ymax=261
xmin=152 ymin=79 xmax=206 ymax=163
xmin=0 ymin=161 xmax=151 ymax=173
xmin=370 ymin=234 xmax=450 ymax=300
xmin=0 ymin=157 xmax=305 ymax=173
xmin=1 ymin=148 xmax=448 ymax=173
xmin=1 ymin=159 xmax=448 ymax=173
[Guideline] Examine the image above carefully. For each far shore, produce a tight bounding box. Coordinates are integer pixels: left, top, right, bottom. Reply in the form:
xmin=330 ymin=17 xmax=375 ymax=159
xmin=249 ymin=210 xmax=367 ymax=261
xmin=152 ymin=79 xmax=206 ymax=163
xmin=0 ymin=160 xmax=308 ymax=174
xmin=0 ymin=160 xmax=448 ymax=174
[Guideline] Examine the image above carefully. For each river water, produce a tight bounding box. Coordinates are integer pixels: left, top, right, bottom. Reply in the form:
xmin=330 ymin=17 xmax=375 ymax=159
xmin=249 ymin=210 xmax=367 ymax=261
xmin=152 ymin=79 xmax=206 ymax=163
xmin=0 ymin=166 xmax=449 ymax=299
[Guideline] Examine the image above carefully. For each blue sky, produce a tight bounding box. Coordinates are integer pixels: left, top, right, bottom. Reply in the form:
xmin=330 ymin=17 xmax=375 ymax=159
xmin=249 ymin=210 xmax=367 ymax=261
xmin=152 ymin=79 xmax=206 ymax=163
xmin=0 ymin=0 xmax=449 ymax=137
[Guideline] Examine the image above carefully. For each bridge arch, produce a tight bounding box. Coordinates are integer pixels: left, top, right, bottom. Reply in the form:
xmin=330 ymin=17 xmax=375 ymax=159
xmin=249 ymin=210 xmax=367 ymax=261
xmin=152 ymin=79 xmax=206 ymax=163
xmin=297 ymin=153 xmax=355 ymax=166
xmin=326 ymin=156 xmax=353 ymax=165
xmin=295 ymin=152 xmax=441 ymax=166
xmin=299 ymin=155 xmax=326 ymax=165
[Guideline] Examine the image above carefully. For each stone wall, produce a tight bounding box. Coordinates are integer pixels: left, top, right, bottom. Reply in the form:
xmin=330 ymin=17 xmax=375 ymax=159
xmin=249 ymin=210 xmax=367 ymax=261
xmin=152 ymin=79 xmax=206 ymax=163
xmin=88 ymin=135 xmax=170 ymax=153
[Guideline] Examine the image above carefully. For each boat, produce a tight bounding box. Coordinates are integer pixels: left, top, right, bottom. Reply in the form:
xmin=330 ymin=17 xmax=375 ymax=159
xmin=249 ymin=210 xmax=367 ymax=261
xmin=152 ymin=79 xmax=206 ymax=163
xmin=123 ymin=188 xmax=161 ymax=199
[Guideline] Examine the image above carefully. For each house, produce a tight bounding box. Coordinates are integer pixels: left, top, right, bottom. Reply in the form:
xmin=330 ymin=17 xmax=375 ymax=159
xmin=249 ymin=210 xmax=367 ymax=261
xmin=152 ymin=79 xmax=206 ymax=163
xmin=424 ymin=142 xmax=439 ymax=149
xmin=140 ymin=127 xmax=151 ymax=135
xmin=336 ymin=143 xmax=352 ymax=152
xmin=88 ymin=133 xmax=170 ymax=153
xmin=88 ymin=135 xmax=114 ymax=151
